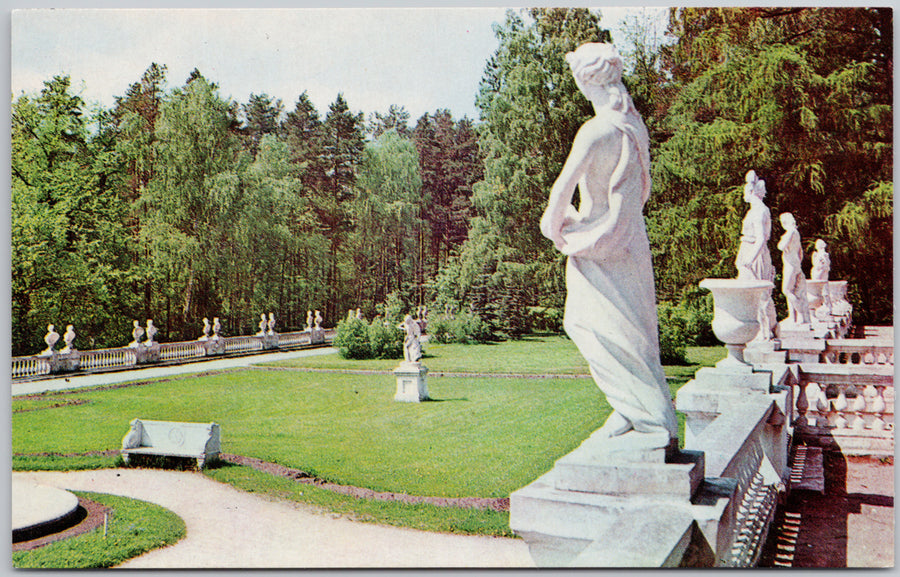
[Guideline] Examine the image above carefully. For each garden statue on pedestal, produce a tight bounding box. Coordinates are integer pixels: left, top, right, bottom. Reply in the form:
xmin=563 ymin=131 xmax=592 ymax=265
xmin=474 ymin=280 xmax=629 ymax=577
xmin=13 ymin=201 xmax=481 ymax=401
xmin=810 ymin=239 xmax=831 ymax=281
xmin=267 ymin=312 xmax=276 ymax=336
xmin=145 ymin=320 xmax=158 ymax=346
xmin=199 ymin=317 xmax=211 ymax=341
xmin=394 ymin=313 xmax=428 ymax=402
xmin=41 ymin=324 xmax=60 ymax=356
xmin=305 ymin=310 xmax=313 ymax=332
xmin=538 ymin=42 xmax=676 ymax=453
xmin=256 ymin=314 xmax=267 ymax=336
xmin=734 ymin=171 xmax=777 ymax=341
xmin=314 ymin=310 xmax=323 ymax=330
xmin=212 ymin=317 xmax=221 ymax=339
xmin=60 ymin=325 xmax=76 ymax=353
xmin=399 ymin=314 xmax=423 ymax=365
xmin=129 ymin=320 xmax=145 ymax=348
xmin=777 ymin=213 xmax=811 ymax=325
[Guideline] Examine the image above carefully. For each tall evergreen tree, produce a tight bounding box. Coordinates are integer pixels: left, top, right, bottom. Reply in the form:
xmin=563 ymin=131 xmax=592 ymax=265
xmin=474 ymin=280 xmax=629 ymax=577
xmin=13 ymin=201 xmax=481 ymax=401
xmin=649 ymin=7 xmax=892 ymax=323
xmin=458 ymin=8 xmax=611 ymax=336
xmin=241 ymin=93 xmax=284 ymax=156
xmin=319 ymin=93 xmax=366 ymax=320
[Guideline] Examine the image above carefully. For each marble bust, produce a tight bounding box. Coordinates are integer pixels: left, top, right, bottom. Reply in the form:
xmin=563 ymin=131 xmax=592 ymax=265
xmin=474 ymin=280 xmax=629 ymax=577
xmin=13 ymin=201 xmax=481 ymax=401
xmin=777 ymin=213 xmax=811 ymax=325
xmin=810 ymin=239 xmax=831 ymax=281
xmin=538 ymin=42 xmax=677 ymax=450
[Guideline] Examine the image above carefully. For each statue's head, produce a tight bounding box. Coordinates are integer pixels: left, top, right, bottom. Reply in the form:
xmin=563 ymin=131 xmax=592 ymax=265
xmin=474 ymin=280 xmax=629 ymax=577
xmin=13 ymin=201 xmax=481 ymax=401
xmin=779 ymin=212 xmax=796 ymax=230
xmin=815 ymin=239 xmax=827 ymax=251
xmin=566 ymin=43 xmax=624 ymax=101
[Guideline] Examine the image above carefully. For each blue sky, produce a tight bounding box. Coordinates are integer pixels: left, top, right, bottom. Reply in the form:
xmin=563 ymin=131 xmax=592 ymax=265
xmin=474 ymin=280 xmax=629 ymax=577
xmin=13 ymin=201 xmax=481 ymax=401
xmin=11 ymin=6 xmax=670 ymax=122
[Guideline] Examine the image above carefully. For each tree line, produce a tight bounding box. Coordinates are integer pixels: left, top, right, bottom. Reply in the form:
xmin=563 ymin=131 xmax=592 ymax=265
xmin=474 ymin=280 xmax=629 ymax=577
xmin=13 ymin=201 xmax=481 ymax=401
xmin=12 ymin=67 xmax=481 ymax=354
xmin=12 ymin=7 xmax=892 ymax=357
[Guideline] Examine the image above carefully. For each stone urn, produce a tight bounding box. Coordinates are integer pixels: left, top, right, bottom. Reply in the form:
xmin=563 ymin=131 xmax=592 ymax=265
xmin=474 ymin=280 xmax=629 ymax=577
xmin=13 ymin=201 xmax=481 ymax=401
xmin=805 ymin=279 xmax=830 ymax=315
xmin=699 ymin=278 xmax=775 ymax=367
xmin=829 ymin=281 xmax=852 ymax=315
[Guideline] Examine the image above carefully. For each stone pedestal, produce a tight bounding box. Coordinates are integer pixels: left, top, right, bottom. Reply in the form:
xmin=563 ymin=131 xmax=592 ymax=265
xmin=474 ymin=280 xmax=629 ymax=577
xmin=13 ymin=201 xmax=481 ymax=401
xmin=510 ymin=430 xmax=735 ymax=567
xmin=393 ymin=363 xmax=429 ymax=403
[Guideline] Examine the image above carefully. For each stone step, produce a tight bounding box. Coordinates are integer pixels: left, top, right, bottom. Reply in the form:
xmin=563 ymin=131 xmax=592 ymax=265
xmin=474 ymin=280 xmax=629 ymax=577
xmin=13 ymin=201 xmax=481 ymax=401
xmin=789 ymin=445 xmax=824 ymax=494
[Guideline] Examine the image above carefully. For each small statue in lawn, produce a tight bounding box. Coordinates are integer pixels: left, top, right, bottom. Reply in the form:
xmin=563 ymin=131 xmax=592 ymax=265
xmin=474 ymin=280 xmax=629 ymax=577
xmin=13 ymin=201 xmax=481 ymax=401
xmin=399 ymin=314 xmax=423 ymax=365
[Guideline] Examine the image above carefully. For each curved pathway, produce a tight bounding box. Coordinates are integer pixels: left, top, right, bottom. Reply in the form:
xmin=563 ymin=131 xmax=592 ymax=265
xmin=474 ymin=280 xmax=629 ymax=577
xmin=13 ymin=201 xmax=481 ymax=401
xmin=13 ymin=469 xmax=533 ymax=568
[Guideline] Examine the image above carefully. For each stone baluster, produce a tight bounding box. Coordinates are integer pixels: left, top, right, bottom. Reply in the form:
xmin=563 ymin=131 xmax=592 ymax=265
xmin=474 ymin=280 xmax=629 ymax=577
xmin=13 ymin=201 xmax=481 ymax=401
xmin=832 ymin=389 xmax=848 ymax=429
xmin=868 ymin=385 xmax=887 ymax=432
xmin=795 ymin=381 xmax=809 ymax=425
xmin=850 ymin=389 xmax=867 ymax=431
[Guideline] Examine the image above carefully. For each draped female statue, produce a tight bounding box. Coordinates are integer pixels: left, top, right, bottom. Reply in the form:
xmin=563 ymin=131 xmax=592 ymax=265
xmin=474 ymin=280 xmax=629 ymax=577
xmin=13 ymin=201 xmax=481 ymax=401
xmin=539 ymin=43 xmax=677 ymax=447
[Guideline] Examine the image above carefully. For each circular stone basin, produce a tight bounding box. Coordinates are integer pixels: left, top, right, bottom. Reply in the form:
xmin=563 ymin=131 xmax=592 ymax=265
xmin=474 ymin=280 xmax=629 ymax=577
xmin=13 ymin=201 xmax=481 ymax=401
xmin=12 ymin=480 xmax=81 ymax=542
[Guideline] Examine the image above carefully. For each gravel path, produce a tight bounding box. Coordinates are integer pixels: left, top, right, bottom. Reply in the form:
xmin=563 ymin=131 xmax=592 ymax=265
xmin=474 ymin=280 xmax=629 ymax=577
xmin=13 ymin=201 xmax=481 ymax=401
xmin=13 ymin=469 xmax=534 ymax=568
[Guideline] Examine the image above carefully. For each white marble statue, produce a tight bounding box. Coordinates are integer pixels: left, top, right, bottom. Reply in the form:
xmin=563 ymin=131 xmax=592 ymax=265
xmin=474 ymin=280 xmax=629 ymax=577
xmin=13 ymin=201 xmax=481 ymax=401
xmin=355 ymin=308 xmax=363 ymax=321
xmin=810 ymin=239 xmax=831 ymax=281
xmin=735 ymin=171 xmax=775 ymax=282
xmin=41 ymin=324 xmax=60 ymax=356
xmin=129 ymin=320 xmax=145 ymax=348
xmin=538 ymin=42 xmax=677 ymax=448
xmin=267 ymin=312 xmax=276 ymax=335
xmin=777 ymin=213 xmax=811 ymax=325
xmin=60 ymin=324 xmax=76 ymax=353
xmin=314 ymin=310 xmax=323 ymax=330
xmin=734 ymin=171 xmax=777 ymax=341
xmin=212 ymin=317 xmax=221 ymax=339
xmin=305 ymin=310 xmax=313 ymax=331
xmin=257 ymin=313 xmax=267 ymax=336
xmin=145 ymin=319 xmax=158 ymax=346
xmin=199 ymin=317 xmax=211 ymax=341
xmin=399 ymin=314 xmax=423 ymax=364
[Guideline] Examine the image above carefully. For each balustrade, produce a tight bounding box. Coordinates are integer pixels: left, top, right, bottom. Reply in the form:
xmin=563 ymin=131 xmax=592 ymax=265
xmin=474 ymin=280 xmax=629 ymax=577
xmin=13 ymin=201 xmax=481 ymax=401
xmin=12 ymin=323 xmax=332 ymax=381
xmin=819 ymin=339 xmax=894 ymax=366
xmin=159 ymin=342 xmax=206 ymax=362
xmin=223 ymin=336 xmax=265 ymax=354
xmin=794 ymin=373 xmax=894 ymax=455
xmin=276 ymin=331 xmax=311 ymax=347
xmin=80 ymin=348 xmax=138 ymax=371
xmin=12 ymin=357 xmax=52 ymax=379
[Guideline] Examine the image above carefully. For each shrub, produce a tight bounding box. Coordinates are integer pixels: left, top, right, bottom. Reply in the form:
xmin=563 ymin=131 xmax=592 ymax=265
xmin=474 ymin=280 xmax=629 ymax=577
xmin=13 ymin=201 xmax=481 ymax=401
xmin=429 ymin=311 xmax=492 ymax=344
xmin=334 ymin=317 xmax=404 ymax=360
xmin=334 ymin=318 xmax=371 ymax=359
xmin=367 ymin=318 xmax=404 ymax=359
xmin=527 ymin=306 xmax=563 ymax=333
xmin=657 ymin=301 xmax=689 ymax=365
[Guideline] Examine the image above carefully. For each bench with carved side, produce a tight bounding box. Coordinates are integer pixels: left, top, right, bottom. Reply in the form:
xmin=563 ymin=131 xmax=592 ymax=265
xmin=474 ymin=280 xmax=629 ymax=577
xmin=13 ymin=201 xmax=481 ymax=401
xmin=121 ymin=419 xmax=221 ymax=469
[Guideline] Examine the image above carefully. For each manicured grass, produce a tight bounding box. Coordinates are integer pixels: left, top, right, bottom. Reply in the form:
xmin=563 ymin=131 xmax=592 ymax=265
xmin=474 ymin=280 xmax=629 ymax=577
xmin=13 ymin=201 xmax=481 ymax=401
xmin=13 ymin=454 xmax=122 ymax=471
xmin=13 ymin=371 xmax=608 ymax=497
xmin=265 ymin=336 xmax=726 ymax=379
xmin=268 ymin=335 xmax=593 ymax=374
xmin=11 ymin=339 xmax=723 ymax=536
xmin=12 ymin=491 xmax=185 ymax=568
xmin=204 ymin=462 xmax=513 ymax=537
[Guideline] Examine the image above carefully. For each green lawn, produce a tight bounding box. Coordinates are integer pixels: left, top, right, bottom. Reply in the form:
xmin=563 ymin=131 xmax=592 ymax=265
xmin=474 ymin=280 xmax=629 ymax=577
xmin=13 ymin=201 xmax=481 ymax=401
xmin=12 ymin=491 xmax=185 ymax=568
xmin=12 ymin=338 xmax=723 ymax=534
xmin=14 ymin=371 xmax=608 ymax=497
xmin=267 ymin=335 xmax=724 ymax=377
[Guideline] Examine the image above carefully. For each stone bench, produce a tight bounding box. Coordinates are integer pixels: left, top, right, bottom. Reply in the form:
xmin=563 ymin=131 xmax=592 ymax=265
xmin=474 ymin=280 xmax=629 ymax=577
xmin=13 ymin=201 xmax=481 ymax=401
xmin=121 ymin=419 xmax=221 ymax=469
